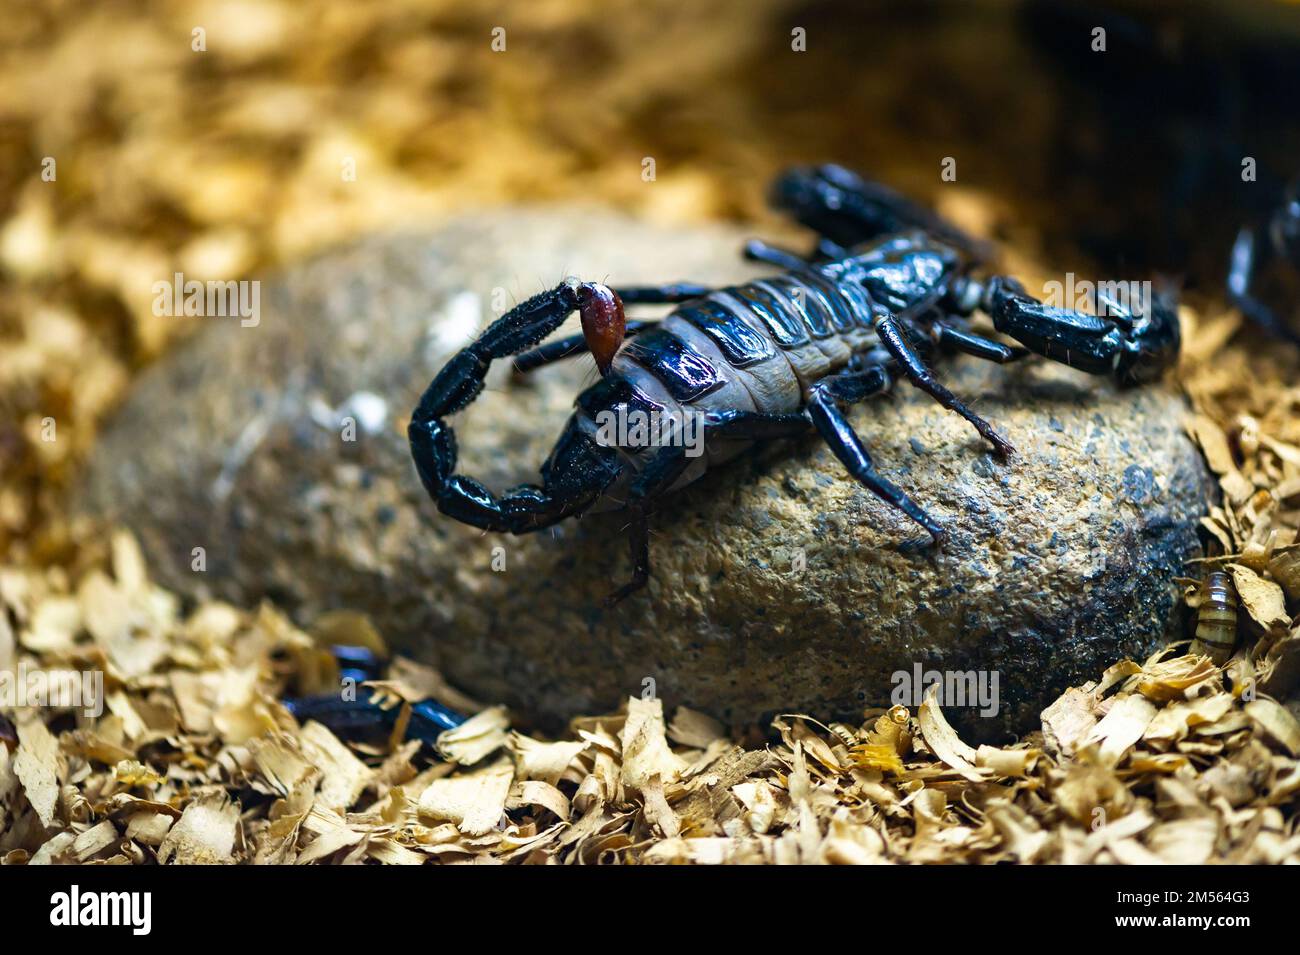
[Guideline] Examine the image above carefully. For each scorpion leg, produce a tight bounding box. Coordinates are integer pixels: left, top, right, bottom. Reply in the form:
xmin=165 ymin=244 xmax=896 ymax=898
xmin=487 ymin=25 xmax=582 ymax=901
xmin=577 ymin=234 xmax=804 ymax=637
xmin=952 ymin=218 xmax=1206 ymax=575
xmin=932 ymin=323 xmax=1030 ymax=364
xmin=409 ymin=279 xmax=627 ymax=532
xmin=281 ymin=645 xmax=466 ymax=747
xmin=743 ymin=239 xmax=809 ymax=270
xmin=615 ymin=283 xmax=712 ymax=304
xmin=815 ymin=237 xmax=852 ymax=260
xmin=874 ymin=313 xmax=1016 ymax=457
xmin=744 ymin=236 xmax=852 ymax=267
xmin=512 ymin=320 xmax=656 ymax=374
xmin=604 ymin=449 xmax=691 ymax=604
xmin=623 ymin=410 xmax=809 ymax=506
xmin=283 ymin=688 xmax=466 ymax=747
xmin=1227 ymin=226 xmax=1300 ymax=346
xmin=605 ymin=409 xmax=810 ymax=604
xmin=512 ymin=285 xmax=711 ymax=375
xmin=806 ymin=367 xmax=945 ymax=543
xmin=606 ymin=509 xmax=652 ymax=605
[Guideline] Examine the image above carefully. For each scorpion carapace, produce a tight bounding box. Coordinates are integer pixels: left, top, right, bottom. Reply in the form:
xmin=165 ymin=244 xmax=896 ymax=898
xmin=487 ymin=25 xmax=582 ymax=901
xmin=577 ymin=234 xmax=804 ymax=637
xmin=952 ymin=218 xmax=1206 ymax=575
xmin=409 ymin=165 xmax=1182 ymax=603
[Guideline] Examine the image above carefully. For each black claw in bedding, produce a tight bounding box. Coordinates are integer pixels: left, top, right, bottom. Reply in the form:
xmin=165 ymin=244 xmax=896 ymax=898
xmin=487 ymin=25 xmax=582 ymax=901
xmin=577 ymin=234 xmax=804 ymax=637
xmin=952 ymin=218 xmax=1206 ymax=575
xmin=281 ymin=645 xmax=466 ymax=748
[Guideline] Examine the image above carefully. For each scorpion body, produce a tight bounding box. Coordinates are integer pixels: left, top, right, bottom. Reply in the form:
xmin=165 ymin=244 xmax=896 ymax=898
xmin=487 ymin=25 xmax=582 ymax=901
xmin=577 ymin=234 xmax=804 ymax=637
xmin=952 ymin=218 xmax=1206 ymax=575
xmin=409 ymin=166 xmax=1181 ymax=602
xmin=547 ymin=243 xmax=993 ymax=533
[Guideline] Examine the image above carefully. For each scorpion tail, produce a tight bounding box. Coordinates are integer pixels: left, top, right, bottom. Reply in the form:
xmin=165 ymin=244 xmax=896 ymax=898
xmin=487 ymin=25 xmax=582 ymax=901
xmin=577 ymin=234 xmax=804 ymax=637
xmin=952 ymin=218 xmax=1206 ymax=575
xmin=408 ymin=279 xmax=625 ymax=533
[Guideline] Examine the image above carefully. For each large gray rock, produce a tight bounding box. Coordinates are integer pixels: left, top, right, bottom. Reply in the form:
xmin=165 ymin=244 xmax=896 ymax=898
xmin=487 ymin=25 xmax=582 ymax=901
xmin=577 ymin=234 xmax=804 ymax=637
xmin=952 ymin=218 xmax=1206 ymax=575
xmin=82 ymin=209 xmax=1211 ymax=740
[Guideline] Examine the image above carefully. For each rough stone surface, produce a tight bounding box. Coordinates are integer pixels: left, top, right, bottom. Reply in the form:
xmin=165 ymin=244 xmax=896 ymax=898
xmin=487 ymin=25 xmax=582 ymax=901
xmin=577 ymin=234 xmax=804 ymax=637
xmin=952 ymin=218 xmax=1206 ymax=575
xmin=81 ymin=208 xmax=1212 ymax=740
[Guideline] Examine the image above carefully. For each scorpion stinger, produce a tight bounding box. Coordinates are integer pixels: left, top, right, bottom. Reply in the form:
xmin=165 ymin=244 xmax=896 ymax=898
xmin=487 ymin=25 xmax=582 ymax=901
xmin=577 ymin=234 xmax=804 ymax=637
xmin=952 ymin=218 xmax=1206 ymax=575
xmin=512 ymin=282 xmax=714 ymax=375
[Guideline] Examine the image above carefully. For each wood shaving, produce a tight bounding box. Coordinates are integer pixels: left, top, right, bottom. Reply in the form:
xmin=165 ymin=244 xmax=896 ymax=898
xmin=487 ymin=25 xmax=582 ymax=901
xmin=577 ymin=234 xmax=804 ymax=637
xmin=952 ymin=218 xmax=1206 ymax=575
xmin=0 ymin=528 xmax=1296 ymax=863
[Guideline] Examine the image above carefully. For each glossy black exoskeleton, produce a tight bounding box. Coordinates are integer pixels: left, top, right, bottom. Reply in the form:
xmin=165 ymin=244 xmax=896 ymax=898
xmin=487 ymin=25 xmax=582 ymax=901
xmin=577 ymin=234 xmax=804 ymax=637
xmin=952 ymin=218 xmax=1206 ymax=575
xmin=281 ymin=645 xmax=465 ymax=747
xmin=408 ymin=165 xmax=1181 ymax=603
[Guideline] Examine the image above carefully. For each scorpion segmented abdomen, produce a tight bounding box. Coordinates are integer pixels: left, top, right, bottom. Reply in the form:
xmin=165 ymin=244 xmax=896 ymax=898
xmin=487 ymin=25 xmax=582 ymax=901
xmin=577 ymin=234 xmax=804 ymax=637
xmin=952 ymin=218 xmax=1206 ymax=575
xmin=579 ymin=270 xmax=883 ymax=497
xmin=656 ymin=294 xmax=800 ymax=416
xmin=723 ymin=273 xmax=877 ymax=393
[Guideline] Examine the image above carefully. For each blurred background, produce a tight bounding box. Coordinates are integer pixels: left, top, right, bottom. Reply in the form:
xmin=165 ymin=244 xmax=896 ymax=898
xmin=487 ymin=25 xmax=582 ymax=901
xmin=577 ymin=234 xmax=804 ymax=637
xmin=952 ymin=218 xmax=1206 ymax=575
xmin=2 ymin=0 xmax=1299 ymax=558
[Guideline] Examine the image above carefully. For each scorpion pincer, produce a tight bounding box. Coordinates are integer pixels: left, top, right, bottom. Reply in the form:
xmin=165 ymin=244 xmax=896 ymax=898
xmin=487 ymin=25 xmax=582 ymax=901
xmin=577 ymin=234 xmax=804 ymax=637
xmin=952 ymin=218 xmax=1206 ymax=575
xmin=408 ymin=164 xmax=1181 ymax=603
xmin=281 ymin=645 xmax=465 ymax=746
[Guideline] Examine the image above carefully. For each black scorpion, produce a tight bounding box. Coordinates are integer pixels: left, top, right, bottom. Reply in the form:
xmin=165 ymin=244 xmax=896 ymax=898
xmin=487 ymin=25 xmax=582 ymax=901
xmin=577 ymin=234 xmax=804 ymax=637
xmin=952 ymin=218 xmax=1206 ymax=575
xmin=408 ymin=165 xmax=1181 ymax=603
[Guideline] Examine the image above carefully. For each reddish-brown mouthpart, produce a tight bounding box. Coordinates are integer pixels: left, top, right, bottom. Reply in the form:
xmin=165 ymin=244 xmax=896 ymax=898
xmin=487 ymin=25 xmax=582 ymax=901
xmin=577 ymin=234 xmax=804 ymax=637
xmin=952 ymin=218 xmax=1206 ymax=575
xmin=577 ymin=282 xmax=626 ymax=376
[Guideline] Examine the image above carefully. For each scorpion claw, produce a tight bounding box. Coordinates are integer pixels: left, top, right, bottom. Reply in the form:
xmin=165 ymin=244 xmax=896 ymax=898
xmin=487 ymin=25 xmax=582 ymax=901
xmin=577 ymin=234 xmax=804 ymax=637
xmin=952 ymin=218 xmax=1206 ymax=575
xmin=983 ymin=276 xmax=1180 ymax=385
